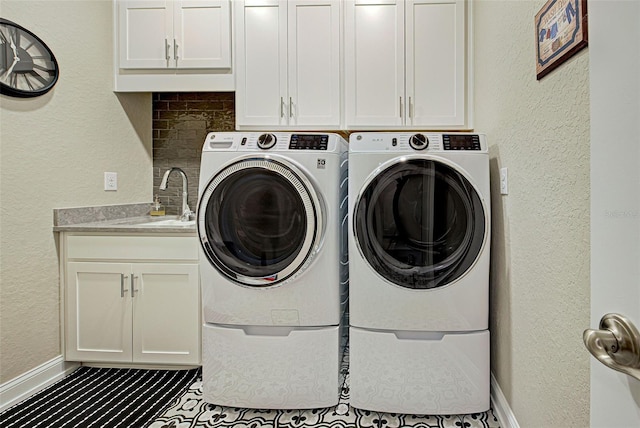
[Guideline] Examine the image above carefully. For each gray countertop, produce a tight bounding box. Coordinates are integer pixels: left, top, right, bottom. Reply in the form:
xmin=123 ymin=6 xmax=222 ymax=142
xmin=53 ymin=215 xmax=196 ymax=233
xmin=53 ymin=203 xmax=196 ymax=234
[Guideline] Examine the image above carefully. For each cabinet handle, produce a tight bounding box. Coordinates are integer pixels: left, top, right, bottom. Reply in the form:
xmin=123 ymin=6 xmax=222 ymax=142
xmin=280 ymin=97 xmax=285 ymax=118
xmin=409 ymin=96 xmax=413 ymax=121
xmin=120 ymin=274 xmax=129 ymax=298
xmin=289 ymin=97 xmax=293 ymax=118
xmin=400 ymin=97 xmax=403 ymax=119
xmin=131 ymin=275 xmax=139 ymax=298
xmin=165 ymin=39 xmax=170 ymax=61
xmin=174 ymin=39 xmax=178 ymax=65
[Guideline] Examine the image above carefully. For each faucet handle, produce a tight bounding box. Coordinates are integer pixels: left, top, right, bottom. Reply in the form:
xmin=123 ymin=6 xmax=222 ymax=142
xmin=180 ymin=206 xmax=195 ymax=222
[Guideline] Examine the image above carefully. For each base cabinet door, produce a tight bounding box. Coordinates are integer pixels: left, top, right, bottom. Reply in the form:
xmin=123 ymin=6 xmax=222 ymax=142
xmin=132 ymin=263 xmax=200 ymax=364
xmin=65 ymin=260 xmax=200 ymax=365
xmin=65 ymin=262 xmax=133 ymax=362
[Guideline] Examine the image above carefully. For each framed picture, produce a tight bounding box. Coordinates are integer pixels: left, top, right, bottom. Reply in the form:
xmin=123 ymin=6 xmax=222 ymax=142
xmin=535 ymin=0 xmax=588 ymax=80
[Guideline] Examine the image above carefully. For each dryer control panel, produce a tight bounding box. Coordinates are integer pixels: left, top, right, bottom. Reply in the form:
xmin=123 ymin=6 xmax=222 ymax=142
xmin=443 ymin=134 xmax=481 ymax=150
xmin=349 ymin=133 xmax=487 ymax=153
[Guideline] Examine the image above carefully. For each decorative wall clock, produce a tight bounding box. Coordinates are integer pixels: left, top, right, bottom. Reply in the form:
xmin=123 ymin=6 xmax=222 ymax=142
xmin=0 ymin=18 xmax=59 ymax=97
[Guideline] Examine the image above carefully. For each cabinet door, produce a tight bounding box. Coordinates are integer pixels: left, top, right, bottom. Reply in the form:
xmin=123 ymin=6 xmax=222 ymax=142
xmin=65 ymin=262 xmax=133 ymax=362
xmin=174 ymin=0 xmax=231 ymax=68
xmin=345 ymin=0 xmax=404 ymax=127
xmin=235 ymin=0 xmax=288 ymax=127
xmin=287 ymin=0 xmax=341 ymax=127
xmin=132 ymin=263 xmax=200 ymax=364
xmin=119 ymin=0 xmax=173 ymax=69
xmin=406 ymin=0 xmax=466 ymax=127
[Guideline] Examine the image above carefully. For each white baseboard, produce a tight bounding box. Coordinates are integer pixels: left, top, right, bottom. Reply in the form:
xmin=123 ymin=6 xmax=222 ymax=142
xmin=0 ymin=356 xmax=79 ymax=412
xmin=490 ymin=372 xmax=520 ymax=428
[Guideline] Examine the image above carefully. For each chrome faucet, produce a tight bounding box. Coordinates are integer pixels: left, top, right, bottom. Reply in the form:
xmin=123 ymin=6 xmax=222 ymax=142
xmin=159 ymin=167 xmax=194 ymax=222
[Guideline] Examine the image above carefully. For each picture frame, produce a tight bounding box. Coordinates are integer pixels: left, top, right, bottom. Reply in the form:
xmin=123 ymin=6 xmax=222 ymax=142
xmin=535 ymin=0 xmax=588 ymax=80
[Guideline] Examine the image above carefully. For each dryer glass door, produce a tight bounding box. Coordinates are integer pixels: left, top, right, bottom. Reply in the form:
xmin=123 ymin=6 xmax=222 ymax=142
xmin=354 ymin=158 xmax=486 ymax=289
xmin=198 ymin=157 xmax=322 ymax=287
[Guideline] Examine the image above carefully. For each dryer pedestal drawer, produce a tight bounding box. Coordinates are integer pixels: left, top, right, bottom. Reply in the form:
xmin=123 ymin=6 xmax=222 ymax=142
xmin=202 ymin=323 xmax=341 ymax=409
xmin=349 ymin=326 xmax=490 ymax=415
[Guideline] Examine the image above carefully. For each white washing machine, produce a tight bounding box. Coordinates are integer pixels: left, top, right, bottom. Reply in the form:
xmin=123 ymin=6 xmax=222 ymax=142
xmin=348 ymin=132 xmax=490 ymax=415
xmin=197 ymin=132 xmax=348 ymax=409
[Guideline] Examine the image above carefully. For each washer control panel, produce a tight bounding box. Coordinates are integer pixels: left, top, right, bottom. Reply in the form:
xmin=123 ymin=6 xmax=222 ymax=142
xmin=289 ymin=134 xmax=329 ymax=150
xmin=202 ymin=132 xmax=346 ymax=153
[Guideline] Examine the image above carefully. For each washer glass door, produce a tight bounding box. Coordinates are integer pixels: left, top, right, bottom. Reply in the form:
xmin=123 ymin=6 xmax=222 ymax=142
xmin=354 ymin=158 xmax=486 ymax=289
xmin=198 ymin=157 xmax=322 ymax=287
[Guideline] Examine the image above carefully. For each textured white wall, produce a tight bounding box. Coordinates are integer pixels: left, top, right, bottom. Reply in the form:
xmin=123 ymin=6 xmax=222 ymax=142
xmin=0 ymin=1 xmax=152 ymax=383
xmin=474 ymin=1 xmax=590 ymax=426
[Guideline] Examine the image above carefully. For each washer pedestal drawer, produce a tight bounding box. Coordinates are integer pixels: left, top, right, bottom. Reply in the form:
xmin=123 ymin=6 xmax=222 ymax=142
xmin=349 ymin=326 xmax=490 ymax=415
xmin=203 ymin=323 xmax=341 ymax=409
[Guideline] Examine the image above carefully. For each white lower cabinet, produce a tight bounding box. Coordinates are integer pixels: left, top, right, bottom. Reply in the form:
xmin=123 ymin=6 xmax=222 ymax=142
xmin=63 ymin=234 xmax=200 ymax=365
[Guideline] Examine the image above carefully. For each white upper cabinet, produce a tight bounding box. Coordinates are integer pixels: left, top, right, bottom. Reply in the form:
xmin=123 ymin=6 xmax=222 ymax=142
xmin=345 ymin=0 xmax=404 ymax=127
xmin=114 ymin=0 xmax=234 ymax=92
xmin=345 ymin=0 xmax=468 ymax=129
xmin=174 ymin=0 xmax=231 ymax=68
xmin=235 ymin=0 xmax=341 ymax=129
xmin=119 ymin=0 xmax=231 ymax=69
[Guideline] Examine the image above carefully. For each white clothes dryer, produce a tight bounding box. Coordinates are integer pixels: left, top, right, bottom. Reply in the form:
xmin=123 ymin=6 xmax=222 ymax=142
xmin=198 ymin=132 xmax=348 ymax=409
xmin=348 ymin=132 xmax=490 ymax=415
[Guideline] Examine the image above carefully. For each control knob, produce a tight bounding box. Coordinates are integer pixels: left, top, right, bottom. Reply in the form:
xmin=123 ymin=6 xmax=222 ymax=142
xmin=409 ymin=133 xmax=428 ymax=150
xmin=257 ymin=133 xmax=277 ymax=150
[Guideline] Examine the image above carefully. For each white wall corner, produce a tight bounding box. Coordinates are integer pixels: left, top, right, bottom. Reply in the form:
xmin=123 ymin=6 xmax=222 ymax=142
xmin=491 ymin=372 xmax=520 ymax=428
xmin=0 ymin=356 xmax=79 ymax=413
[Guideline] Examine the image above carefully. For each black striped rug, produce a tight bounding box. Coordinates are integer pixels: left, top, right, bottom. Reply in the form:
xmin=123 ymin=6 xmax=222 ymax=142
xmin=0 ymin=366 xmax=200 ymax=428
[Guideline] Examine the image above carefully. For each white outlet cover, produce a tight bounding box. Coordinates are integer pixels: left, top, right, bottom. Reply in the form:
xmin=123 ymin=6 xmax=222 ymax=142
xmin=499 ymin=167 xmax=508 ymax=195
xmin=104 ymin=172 xmax=118 ymax=191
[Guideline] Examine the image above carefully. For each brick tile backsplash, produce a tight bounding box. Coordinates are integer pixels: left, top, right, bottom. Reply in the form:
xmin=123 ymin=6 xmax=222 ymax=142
xmin=152 ymin=92 xmax=235 ymax=216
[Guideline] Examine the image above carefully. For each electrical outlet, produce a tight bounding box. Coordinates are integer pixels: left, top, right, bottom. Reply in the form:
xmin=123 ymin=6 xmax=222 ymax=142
xmin=500 ymin=167 xmax=508 ymax=195
xmin=104 ymin=172 xmax=118 ymax=191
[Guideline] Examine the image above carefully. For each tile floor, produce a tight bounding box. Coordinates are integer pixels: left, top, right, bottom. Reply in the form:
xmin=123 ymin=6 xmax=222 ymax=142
xmin=149 ymin=348 xmax=501 ymax=428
